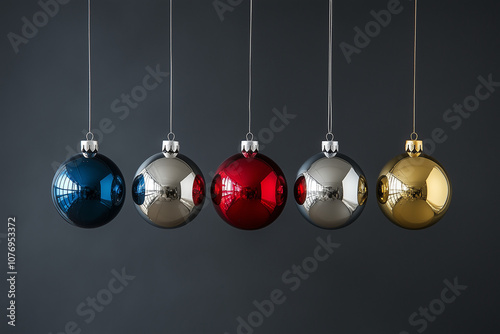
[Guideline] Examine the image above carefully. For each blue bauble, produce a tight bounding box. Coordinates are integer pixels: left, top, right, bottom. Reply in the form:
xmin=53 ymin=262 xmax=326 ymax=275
xmin=51 ymin=154 xmax=125 ymax=228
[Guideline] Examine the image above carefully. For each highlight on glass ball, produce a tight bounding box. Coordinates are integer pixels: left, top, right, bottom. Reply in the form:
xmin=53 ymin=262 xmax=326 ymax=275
xmin=376 ymin=140 xmax=452 ymax=230
xmin=210 ymin=140 xmax=287 ymax=230
xmin=294 ymin=140 xmax=368 ymax=229
xmin=132 ymin=140 xmax=206 ymax=229
xmin=51 ymin=140 xmax=125 ymax=229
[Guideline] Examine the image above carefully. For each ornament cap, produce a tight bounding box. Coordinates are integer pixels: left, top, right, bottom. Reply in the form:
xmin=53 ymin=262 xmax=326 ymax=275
xmin=81 ymin=140 xmax=98 ymax=158
xmin=405 ymin=140 xmax=423 ymax=157
xmin=162 ymin=140 xmax=179 ymax=158
xmin=322 ymin=140 xmax=339 ymax=158
xmin=241 ymin=140 xmax=259 ymax=158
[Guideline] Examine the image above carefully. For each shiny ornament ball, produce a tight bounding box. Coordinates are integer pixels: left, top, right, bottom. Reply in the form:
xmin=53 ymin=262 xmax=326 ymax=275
xmin=376 ymin=153 xmax=452 ymax=230
xmin=211 ymin=153 xmax=287 ymax=230
xmin=132 ymin=153 xmax=205 ymax=228
xmin=51 ymin=154 xmax=125 ymax=228
xmin=294 ymin=153 xmax=368 ymax=229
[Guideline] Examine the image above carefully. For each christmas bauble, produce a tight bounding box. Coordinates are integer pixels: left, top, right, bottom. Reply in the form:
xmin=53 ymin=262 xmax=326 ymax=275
xmin=51 ymin=153 xmax=125 ymax=228
xmin=132 ymin=148 xmax=205 ymax=229
xmin=211 ymin=141 xmax=287 ymax=230
xmin=376 ymin=140 xmax=452 ymax=229
xmin=294 ymin=142 xmax=368 ymax=229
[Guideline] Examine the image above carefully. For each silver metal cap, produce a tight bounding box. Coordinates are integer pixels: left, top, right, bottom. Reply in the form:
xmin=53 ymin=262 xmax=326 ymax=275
xmin=322 ymin=140 xmax=339 ymax=158
xmin=241 ymin=140 xmax=259 ymax=158
xmin=162 ymin=140 xmax=179 ymax=158
xmin=81 ymin=140 xmax=98 ymax=158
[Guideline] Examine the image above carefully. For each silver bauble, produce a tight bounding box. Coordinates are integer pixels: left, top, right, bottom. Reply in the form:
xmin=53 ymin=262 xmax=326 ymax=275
xmin=294 ymin=151 xmax=368 ymax=229
xmin=132 ymin=152 xmax=205 ymax=228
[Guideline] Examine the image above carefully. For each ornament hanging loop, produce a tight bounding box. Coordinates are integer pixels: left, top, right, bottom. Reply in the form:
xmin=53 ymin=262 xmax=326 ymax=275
xmin=410 ymin=132 xmax=418 ymax=140
xmin=246 ymin=132 xmax=254 ymax=141
xmin=163 ymin=132 xmax=179 ymax=158
xmin=86 ymin=132 xmax=94 ymax=141
xmin=163 ymin=132 xmax=178 ymax=159
xmin=323 ymin=133 xmax=338 ymax=158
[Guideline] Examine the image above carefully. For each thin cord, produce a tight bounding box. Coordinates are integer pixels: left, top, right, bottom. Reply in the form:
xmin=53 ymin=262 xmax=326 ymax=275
xmin=412 ymin=0 xmax=418 ymax=137
xmin=247 ymin=0 xmax=253 ymax=140
xmin=169 ymin=0 xmax=174 ymax=138
xmin=327 ymin=0 xmax=333 ymax=138
xmin=87 ymin=0 xmax=92 ymax=138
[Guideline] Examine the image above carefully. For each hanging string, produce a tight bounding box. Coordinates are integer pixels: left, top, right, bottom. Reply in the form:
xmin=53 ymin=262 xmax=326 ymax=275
xmin=411 ymin=0 xmax=418 ymax=140
xmin=326 ymin=0 xmax=334 ymax=141
xmin=87 ymin=0 xmax=93 ymax=140
xmin=168 ymin=0 xmax=175 ymax=140
xmin=246 ymin=0 xmax=253 ymax=141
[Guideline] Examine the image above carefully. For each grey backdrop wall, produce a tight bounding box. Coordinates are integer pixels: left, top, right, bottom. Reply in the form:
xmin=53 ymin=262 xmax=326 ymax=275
xmin=1 ymin=0 xmax=499 ymax=333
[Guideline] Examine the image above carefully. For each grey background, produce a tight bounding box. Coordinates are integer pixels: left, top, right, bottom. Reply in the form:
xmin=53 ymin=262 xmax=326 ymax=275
xmin=1 ymin=0 xmax=498 ymax=333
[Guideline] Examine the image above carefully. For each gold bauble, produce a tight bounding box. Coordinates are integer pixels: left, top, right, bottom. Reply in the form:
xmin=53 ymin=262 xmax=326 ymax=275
xmin=376 ymin=140 xmax=452 ymax=230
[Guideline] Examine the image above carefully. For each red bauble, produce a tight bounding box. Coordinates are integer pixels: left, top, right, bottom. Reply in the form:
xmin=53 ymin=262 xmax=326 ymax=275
xmin=211 ymin=153 xmax=288 ymax=230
